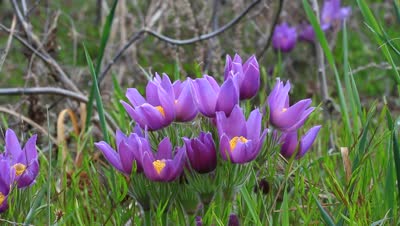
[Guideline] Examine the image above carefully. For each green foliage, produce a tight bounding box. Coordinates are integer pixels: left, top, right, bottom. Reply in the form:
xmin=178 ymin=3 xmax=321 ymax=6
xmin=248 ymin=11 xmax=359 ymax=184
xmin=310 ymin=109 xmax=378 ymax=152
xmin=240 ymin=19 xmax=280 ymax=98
xmin=0 ymin=0 xmax=399 ymax=225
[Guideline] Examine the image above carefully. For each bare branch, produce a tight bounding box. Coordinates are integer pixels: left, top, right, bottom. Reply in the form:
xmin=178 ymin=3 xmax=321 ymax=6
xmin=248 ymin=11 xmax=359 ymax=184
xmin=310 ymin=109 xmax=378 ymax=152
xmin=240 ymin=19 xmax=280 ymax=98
xmin=256 ymin=0 xmax=284 ymax=59
xmin=0 ymin=87 xmax=88 ymax=103
xmin=99 ymin=30 xmax=145 ymax=83
xmin=143 ymin=0 xmax=261 ymax=45
xmin=98 ymin=0 xmax=261 ymax=83
xmin=8 ymin=0 xmax=81 ymax=93
xmin=0 ymin=106 xmax=58 ymax=144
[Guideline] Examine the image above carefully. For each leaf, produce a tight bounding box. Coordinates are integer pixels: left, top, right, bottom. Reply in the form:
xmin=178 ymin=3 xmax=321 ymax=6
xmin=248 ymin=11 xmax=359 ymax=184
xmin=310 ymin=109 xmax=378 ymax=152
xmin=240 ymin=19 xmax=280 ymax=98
xmin=85 ymin=0 xmax=119 ymax=132
xmin=312 ymin=194 xmax=335 ymax=226
xmin=84 ymin=44 xmax=109 ymax=143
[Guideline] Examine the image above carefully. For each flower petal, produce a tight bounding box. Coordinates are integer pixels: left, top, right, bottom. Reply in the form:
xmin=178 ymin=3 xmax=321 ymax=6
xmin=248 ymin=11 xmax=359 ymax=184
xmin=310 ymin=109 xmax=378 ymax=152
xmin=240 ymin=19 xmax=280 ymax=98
xmin=156 ymin=137 xmax=173 ymax=160
xmin=126 ymin=88 xmax=146 ymax=107
xmin=215 ymin=78 xmax=239 ymax=116
xmin=95 ymin=141 xmax=123 ymax=172
xmin=299 ymin=125 xmax=321 ymax=158
xmin=216 ymin=105 xmax=246 ymax=138
xmin=190 ymin=78 xmax=218 ymax=117
xmin=246 ymin=109 xmax=262 ymax=140
xmin=5 ymin=129 xmax=22 ymax=160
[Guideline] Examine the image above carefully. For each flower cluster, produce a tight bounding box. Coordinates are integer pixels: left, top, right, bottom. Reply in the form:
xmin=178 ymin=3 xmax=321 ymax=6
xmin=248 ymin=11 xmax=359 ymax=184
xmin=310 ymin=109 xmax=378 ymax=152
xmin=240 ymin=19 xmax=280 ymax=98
xmin=272 ymin=0 xmax=351 ymax=52
xmin=96 ymin=53 xmax=320 ymax=182
xmin=95 ymin=53 xmax=320 ymax=224
xmin=0 ymin=129 xmax=39 ymax=212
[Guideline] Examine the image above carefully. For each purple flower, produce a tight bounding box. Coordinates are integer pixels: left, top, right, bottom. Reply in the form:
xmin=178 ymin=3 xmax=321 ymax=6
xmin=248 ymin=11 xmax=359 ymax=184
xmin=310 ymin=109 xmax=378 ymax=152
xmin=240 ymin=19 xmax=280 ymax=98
xmin=298 ymin=24 xmax=315 ymax=43
xmin=268 ymin=79 xmax=314 ymax=132
xmin=224 ymin=54 xmax=260 ymax=100
xmin=280 ymin=126 xmax=321 ymax=159
xmin=121 ymin=73 xmax=175 ymax=131
xmin=190 ymin=75 xmax=239 ymax=118
xmin=0 ymin=159 xmax=15 ymax=213
xmin=95 ymin=129 xmax=149 ymax=175
xmin=216 ymin=105 xmax=267 ymax=164
xmin=4 ymin=129 xmax=38 ymax=188
xmin=321 ymin=0 xmax=351 ymax=30
xmin=228 ymin=213 xmax=240 ymax=226
xmin=142 ymin=137 xmax=186 ymax=182
xmin=195 ymin=216 xmax=203 ymax=226
xmin=183 ymin=132 xmax=217 ymax=174
xmin=272 ymin=22 xmax=297 ymax=52
xmin=172 ymin=80 xmax=198 ymax=122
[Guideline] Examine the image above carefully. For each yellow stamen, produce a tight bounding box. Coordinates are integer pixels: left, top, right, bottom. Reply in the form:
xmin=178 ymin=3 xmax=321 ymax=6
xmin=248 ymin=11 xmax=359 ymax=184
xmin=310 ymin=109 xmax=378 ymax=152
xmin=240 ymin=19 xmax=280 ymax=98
xmin=155 ymin=106 xmax=165 ymax=117
xmin=281 ymin=108 xmax=287 ymax=113
xmin=0 ymin=192 xmax=5 ymax=205
xmin=153 ymin=160 xmax=166 ymax=175
xmin=229 ymin=136 xmax=249 ymax=151
xmin=13 ymin=163 xmax=27 ymax=176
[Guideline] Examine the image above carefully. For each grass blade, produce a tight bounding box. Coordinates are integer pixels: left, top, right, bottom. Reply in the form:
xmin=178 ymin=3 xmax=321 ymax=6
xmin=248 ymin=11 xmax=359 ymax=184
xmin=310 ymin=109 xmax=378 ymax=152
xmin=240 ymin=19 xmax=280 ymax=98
xmin=85 ymin=0 xmax=119 ymax=132
xmin=84 ymin=44 xmax=109 ymax=143
xmin=281 ymin=187 xmax=289 ymax=226
xmin=342 ymin=20 xmax=359 ymax=132
xmin=356 ymin=0 xmax=400 ymax=90
xmin=240 ymin=186 xmax=262 ymax=226
xmin=392 ymin=129 xmax=400 ymax=199
xmin=312 ymin=194 xmax=335 ymax=226
xmin=302 ymin=0 xmax=352 ymax=137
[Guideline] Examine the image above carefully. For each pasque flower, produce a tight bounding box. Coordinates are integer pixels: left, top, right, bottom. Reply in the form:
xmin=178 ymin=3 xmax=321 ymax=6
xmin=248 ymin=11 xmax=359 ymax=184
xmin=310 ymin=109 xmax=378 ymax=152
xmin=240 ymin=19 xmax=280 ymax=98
xmin=216 ymin=105 xmax=267 ymax=164
xmin=95 ymin=129 xmax=149 ymax=175
xmin=228 ymin=213 xmax=240 ymax=226
xmin=280 ymin=126 xmax=321 ymax=159
xmin=268 ymin=79 xmax=314 ymax=132
xmin=321 ymin=0 xmax=351 ymax=30
xmin=183 ymin=132 xmax=217 ymax=174
xmin=190 ymin=75 xmax=239 ymax=117
xmin=298 ymin=24 xmax=315 ymax=43
xmin=272 ymin=22 xmax=298 ymax=52
xmin=172 ymin=79 xmax=198 ymax=122
xmin=142 ymin=137 xmax=186 ymax=182
xmin=0 ymin=159 xmax=15 ymax=212
xmin=121 ymin=73 xmax=175 ymax=131
xmin=4 ymin=129 xmax=38 ymax=188
xmin=224 ymin=54 xmax=260 ymax=100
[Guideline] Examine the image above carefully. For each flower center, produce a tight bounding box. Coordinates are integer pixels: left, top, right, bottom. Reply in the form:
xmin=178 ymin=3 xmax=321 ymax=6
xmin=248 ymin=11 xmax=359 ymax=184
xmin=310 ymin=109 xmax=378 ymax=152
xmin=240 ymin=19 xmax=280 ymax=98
xmin=13 ymin=163 xmax=27 ymax=176
xmin=229 ymin=136 xmax=248 ymax=151
xmin=174 ymin=100 xmax=178 ymax=105
xmin=155 ymin=106 xmax=165 ymax=117
xmin=281 ymin=108 xmax=287 ymax=113
xmin=0 ymin=192 xmax=5 ymax=205
xmin=152 ymin=160 xmax=166 ymax=175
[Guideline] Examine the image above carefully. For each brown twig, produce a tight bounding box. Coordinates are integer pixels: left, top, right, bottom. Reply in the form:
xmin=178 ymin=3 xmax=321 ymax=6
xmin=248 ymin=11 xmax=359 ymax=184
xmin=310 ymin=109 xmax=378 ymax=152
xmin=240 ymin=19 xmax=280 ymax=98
xmin=310 ymin=0 xmax=329 ymax=103
xmin=0 ymin=16 xmax=16 ymax=72
xmin=256 ymin=0 xmax=285 ymax=60
xmin=98 ymin=0 xmax=261 ymax=83
xmin=0 ymin=87 xmax=88 ymax=103
xmin=0 ymin=23 xmax=80 ymax=93
xmin=8 ymin=0 xmax=81 ymax=93
xmin=0 ymin=106 xmax=58 ymax=144
xmin=143 ymin=0 xmax=260 ymax=45
xmin=99 ymin=30 xmax=145 ymax=83
xmin=0 ymin=87 xmax=118 ymax=132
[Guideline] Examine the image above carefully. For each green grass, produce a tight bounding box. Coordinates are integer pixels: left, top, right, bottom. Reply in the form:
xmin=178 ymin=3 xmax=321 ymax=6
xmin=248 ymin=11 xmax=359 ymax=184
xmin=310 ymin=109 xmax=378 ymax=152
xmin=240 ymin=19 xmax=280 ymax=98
xmin=0 ymin=0 xmax=399 ymax=225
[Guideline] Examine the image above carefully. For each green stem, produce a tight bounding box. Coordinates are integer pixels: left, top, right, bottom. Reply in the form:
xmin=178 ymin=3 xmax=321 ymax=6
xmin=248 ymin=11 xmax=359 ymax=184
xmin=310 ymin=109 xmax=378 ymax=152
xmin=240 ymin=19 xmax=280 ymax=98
xmin=144 ymin=210 xmax=152 ymax=226
xmin=161 ymin=212 xmax=168 ymax=226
